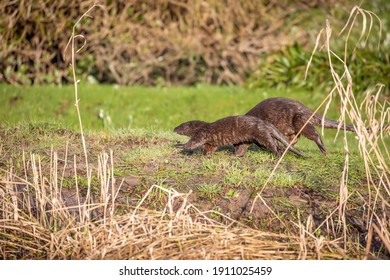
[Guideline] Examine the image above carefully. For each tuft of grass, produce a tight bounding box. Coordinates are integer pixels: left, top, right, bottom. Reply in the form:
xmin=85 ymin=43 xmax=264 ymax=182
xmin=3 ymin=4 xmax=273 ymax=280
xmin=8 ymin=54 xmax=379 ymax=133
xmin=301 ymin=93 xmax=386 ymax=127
xmin=254 ymin=168 xmax=303 ymax=188
xmin=198 ymin=184 xmax=222 ymax=201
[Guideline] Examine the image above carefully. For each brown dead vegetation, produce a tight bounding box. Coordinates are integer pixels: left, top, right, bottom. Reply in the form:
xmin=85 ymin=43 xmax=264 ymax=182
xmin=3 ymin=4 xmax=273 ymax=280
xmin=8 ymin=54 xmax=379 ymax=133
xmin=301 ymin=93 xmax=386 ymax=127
xmin=0 ymin=0 xmax=346 ymax=85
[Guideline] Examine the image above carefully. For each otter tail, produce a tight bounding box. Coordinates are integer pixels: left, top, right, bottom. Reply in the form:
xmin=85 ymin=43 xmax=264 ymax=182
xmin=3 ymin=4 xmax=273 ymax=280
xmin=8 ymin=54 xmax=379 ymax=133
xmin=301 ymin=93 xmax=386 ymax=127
xmin=313 ymin=115 xmax=355 ymax=132
xmin=272 ymin=129 xmax=307 ymax=158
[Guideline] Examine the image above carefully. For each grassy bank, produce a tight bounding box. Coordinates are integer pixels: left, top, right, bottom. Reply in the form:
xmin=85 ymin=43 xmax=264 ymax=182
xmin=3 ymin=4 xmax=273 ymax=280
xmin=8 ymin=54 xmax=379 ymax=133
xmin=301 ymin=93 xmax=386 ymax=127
xmin=0 ymin=121 xmax=371 ymax=259
xmin=2 ymin=84 xmax=388 ymax=259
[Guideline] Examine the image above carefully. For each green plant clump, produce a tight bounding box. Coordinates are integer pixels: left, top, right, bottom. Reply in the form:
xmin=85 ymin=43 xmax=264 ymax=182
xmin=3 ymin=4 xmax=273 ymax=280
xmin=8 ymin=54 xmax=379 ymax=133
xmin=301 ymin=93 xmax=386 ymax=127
xmin=246 ymin=44 xmax=389 ymax=95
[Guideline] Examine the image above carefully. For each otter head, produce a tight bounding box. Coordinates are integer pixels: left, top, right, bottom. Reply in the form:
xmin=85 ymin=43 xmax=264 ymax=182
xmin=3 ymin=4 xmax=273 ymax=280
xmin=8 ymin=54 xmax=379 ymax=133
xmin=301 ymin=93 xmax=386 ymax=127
xmin=174 ymin=120 xmax=208 ymax=137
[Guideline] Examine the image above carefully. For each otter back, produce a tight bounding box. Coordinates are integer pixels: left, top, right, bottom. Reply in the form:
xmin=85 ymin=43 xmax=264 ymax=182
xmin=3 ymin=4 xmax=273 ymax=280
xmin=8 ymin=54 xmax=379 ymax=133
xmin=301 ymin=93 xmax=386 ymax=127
xmin=245 ymin=97 xmax=355 ymax=155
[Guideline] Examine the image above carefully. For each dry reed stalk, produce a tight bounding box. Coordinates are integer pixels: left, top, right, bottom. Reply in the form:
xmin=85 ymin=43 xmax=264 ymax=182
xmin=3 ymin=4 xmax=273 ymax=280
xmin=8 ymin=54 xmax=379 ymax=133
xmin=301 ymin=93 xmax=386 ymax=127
xmin=64 ymin=4 xmax=100 ymax=172
xmin=63 ymin=3 xmax=104 ymax=224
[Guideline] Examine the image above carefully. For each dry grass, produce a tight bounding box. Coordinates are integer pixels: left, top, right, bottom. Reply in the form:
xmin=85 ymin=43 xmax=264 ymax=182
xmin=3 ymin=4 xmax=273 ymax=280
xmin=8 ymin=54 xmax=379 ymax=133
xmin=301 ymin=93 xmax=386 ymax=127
xmin=0 ymin=151 xmax=346 ymax=260
xmin=317 ymin=7 xmax=389 ymax=253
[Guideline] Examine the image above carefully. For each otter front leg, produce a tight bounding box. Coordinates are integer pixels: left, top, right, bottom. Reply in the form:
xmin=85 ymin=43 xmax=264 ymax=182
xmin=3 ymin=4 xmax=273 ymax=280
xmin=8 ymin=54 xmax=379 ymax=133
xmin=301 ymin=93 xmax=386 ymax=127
xmin=294 ymin=116 xmax=327 ymax=155
xmin=183 ymin=139 xmax=204 ymax=151
xmin=183 ymin=132 xmax=206 ymax=152
xmin=234 ymin=143 xmax=250 ymax=157
xmin=203 ymin=144 xmax=217 ymax=157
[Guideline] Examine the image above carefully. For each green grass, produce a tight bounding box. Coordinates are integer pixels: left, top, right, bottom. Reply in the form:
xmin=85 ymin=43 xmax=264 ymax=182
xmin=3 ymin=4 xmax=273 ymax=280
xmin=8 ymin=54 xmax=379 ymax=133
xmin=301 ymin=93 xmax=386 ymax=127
xmin=198 ymin=183 xmax=222 ymax=201
xmin=0 ymin=83 xmax=353 ymax=131
xmin=0 ymin=83 xmax=362 ymax=153
xmin=0 ymin=83 xmax=385 ymax=256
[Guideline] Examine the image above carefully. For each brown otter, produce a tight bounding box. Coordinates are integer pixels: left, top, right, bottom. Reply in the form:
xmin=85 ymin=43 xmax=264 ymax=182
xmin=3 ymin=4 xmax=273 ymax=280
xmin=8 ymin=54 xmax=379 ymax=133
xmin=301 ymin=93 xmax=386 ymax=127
xmin=243 ymin=97 xmax=356 ymax=155
xmin=174 ymin=116 xmax=307 ymax=157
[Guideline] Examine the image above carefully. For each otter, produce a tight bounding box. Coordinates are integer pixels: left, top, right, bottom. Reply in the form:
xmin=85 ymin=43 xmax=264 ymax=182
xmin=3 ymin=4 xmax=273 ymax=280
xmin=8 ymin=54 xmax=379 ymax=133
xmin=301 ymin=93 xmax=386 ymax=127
xmin=243 ymin=97 xmax=356 ymax=155
xmin=174 ymin=116 xmax=307 ymax=157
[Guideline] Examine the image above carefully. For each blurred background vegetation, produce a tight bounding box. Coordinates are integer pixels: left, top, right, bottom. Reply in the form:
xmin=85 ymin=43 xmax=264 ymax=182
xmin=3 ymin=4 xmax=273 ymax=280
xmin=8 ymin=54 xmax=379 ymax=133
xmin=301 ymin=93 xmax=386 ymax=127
xmin=0 ymin=0 xmax=388 ymax=94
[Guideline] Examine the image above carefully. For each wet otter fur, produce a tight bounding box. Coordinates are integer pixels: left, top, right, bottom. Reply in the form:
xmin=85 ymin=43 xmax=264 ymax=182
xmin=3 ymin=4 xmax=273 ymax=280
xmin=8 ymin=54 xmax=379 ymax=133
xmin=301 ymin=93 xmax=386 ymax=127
xmin=244 ymin=97 xmax=356 ymax=155
xmin=174 ymin=116 xmax=306 ymax=157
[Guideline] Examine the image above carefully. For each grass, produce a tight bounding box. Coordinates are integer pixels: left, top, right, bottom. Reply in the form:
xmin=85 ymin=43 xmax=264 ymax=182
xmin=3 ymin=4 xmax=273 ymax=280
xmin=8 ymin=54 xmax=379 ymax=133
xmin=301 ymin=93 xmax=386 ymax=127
xmin=0 ymin=83 xmax=356 ymax=132
xmin=2 ymin=84 xmax=385 ymax=259
xmin=198 ymin=184 xmax=221 ymax=201
xmin=0 ymin=83 xmax=365 ymax=164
